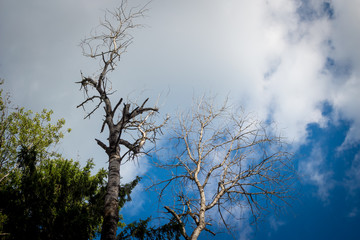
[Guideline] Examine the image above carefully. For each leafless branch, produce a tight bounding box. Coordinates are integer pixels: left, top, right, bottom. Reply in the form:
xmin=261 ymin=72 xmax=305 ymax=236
xmin=150 ymin=97 xmax=296 ymax=239
xmin=164 ymin=206 xmax=190 ymax=240
xmin=76 ymin=1 xmax=167 ymax=239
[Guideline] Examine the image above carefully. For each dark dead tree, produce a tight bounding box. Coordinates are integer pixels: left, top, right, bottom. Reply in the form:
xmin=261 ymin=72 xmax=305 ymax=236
xmin=151 ymin=97 xmax=296 ymax=240
xmin=76 ymin=1 xmax=167 ymax=240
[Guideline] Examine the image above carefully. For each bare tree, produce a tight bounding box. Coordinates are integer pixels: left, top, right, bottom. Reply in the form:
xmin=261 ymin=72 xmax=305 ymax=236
xmin=152 ymin=97 xmax=296 ymax=240
xmin=76 ymin=1 xmax=167 ymax=240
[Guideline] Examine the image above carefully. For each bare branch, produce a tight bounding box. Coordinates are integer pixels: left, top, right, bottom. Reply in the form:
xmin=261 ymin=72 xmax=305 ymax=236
xmin=150 ymin=96 xmax=296 ymax=239
xmin=164 ymin=206 xmax=190 ymax=240
xmin=95 ymin=138 xmax=109 ymax=153
xmin=112 ymin=97 xmax=123 ymax=117
xmin=76 ymin=2 xmax=169 ymax=239
xmin=76 ymin=95 xmax=101 ymax=109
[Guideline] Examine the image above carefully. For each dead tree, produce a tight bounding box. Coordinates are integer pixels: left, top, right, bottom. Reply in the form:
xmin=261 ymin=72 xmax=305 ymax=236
xmin=152 ymin=97 xmax=296 ymax=240
xmin=77 ymin=1 xmax=166 ymax=240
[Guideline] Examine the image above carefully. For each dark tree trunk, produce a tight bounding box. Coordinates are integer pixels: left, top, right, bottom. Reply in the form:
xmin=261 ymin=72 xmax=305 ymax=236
xmin=101 ymin=148 xmax=121 ymax=240
xmin=77 ymin=4 xmax=164 ymax=239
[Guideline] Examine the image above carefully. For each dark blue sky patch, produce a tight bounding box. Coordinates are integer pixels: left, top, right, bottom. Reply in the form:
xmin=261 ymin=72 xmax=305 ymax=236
xmin=263 ymin=59 xmax=281 ymax=81
xmin=254 ymin=186 xmax=360 ymax=240
xmin=299 ymin=106 xmax=352 ymax=178
xmin=116 ymin=101 xmax=360 ymax=240
xmin=111 ymin=108 xmax=360 ymax=240
xmin=252 ymin=110 xmax=360 ymax=239
xmin=322 ymin=2 xmax=335 ymax=19
xmin=319 ymin=100 xmax=333 ymax=117
xmin=297 ymin=0 xmax=318 ymax=22
xmin=296 ymin=0 xmax=335 ymax=22
xmin=324 ymin=57 xmax=353 ymax=79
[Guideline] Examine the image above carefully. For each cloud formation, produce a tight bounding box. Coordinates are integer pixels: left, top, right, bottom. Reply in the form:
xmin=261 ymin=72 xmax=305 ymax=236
xmin=298 ymin=146 xmax=335 ymax=202
xmin=1 ymin=1 xmax=360 ymax=239
xmin=1 ymin=0 xmax=359 ymax=201
xmin=131 ymin=0 xmax=360 ymax=148
xmin=345 ymin=152 xmax=360 ymax=194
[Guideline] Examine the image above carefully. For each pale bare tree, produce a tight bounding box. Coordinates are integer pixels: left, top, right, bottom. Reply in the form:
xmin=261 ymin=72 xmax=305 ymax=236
xmin=152 ymin=97 xmax=296 ymax=240
xmin=76 ymin=1 xmax=167 ymax=240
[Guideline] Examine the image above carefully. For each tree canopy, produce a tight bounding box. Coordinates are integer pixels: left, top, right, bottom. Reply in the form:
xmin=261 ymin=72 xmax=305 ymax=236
xmin=0 ymin=82 xmax=106 ymax=239
xmin=0 ymin=147 xmax=107 ymax=240
xmin=0 ymin=81 xmax=178 ymax=240
xmin=0 ymin=80 xmax=70 ymax=184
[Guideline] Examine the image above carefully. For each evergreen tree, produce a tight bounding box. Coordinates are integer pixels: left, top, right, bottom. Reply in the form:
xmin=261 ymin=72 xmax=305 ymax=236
xmin=0 ymin=147 xmax=107 ymax=240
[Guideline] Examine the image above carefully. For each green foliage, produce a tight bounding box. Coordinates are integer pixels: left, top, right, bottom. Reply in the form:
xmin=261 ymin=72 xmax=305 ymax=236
xmin=117 ymin=217 xmax=182 ymax=240
xmin=117 ymin=177 xmax=182 ymax=240
xmin=0 ymin=147 xmax=107 ymax=240
xmin=0 ymin=82 xmax=70 ymax=184
xmin=113 ymin=175 xmax=183 ymax=240
xmin=119 ymin=176 xmax=141 ymax=209
xmin=0 ymin=81 xmax=179 ymax=239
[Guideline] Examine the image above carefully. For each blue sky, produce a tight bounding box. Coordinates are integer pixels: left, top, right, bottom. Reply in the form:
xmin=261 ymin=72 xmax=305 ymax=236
xmin=118 ymin=101 xmax=360 ymax=239
xmin=1 ymin=0 xmax=360 ymax=239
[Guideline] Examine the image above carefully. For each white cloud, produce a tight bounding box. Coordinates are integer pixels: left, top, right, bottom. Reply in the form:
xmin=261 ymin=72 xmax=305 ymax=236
xmin=118 ymin=158 xmax=150 ymax=216
xmin=133 ymin=0 xmax=340 ymax=145
xmin=269 ymin=216 xmax=286 ymax=232
xmin=120 ymin=158 xmax=150 ymax=184
xmin=345 ymin=152 xmax=360 ymax=194
xmin=329 ymin=0 xmax=360 ymax=147
xmin=298 ymin=146 xmax=335 ymax=202
xmin=237 ymin=219 xmax=253 ymax=240
xmin=121 ymin=183 xmax=147 ymax=217
xmin=1 ymin=0 xmax=360 ymax=204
